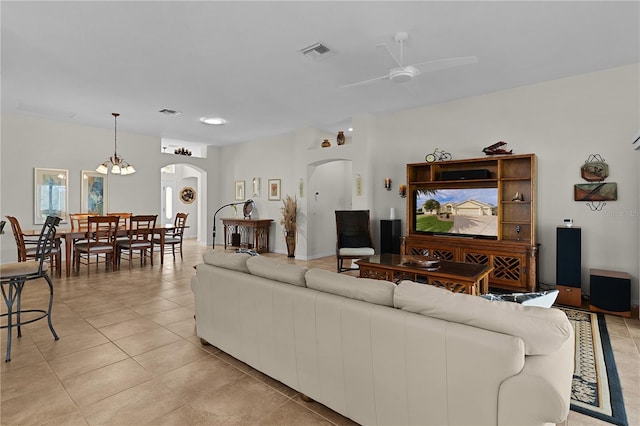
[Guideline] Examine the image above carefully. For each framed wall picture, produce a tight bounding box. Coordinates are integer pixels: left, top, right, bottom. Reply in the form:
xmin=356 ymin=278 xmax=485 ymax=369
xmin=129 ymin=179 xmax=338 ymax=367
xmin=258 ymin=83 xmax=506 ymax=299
xmin=268 ymin=178 xmax=281 ymax=201
xmin=34 ymin=167 xmax=69 ymax=224
xmin=180 ymin=187 xmax=196 ymax=204
xmin=81 ymin=170 xmax=108 ymax=215
xmin=252 ymin=177 xmax=260 ymax=197
xmin=235 ymin=180 xmax=245 ymax=201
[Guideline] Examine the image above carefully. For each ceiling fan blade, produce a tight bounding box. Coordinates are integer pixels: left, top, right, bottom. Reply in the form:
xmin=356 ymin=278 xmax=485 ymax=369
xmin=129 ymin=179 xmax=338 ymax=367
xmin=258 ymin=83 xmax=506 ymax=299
xmin=376 ymin=42 xmax=404 ymax=69
xmin=340 ymin=73 xmax=390 ymax=88
xmin=410 ymin=56 xmax=478 ymax=73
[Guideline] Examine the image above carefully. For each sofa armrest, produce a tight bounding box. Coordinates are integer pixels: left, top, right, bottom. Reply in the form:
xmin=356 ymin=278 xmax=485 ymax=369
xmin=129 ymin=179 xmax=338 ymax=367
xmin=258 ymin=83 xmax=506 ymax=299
xmin=497 ymin=326 xmax=574 ymax=425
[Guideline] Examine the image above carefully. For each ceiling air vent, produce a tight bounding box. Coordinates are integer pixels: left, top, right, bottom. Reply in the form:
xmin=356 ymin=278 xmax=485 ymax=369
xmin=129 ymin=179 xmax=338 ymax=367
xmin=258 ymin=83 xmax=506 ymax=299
xmin=298 ymin=42 xmax=335 ymax=60
xmin=159 ymin=108 xmax=182 ymax=116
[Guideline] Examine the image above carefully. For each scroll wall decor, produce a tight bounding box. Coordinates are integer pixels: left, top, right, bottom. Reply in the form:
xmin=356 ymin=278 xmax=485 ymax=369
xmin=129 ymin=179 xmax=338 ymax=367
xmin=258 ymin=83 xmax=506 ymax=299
xmin=574 ymin=154 xmax=617 ymax=211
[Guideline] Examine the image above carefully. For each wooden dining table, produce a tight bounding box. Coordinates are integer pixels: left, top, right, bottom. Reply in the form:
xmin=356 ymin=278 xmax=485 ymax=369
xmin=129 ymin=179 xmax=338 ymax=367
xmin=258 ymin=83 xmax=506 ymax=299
xmin=26 ymin=224 xmax=186 ymax=277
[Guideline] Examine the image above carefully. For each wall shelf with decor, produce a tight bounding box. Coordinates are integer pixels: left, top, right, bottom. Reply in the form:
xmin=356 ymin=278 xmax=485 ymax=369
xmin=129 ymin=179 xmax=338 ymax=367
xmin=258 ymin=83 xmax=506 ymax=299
xmin=403 ymin=153 xmax=537 ymax=292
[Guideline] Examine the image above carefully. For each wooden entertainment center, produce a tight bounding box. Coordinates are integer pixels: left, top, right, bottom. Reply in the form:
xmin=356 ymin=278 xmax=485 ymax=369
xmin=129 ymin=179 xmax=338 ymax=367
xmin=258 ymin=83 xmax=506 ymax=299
xmin=403 ymin=154 xmax=537 ymax=292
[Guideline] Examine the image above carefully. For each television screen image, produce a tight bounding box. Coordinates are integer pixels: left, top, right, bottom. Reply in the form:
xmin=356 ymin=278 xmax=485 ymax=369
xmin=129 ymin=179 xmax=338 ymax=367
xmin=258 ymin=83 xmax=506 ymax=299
xmin=415 ymin=188 xmax=498 ymax=238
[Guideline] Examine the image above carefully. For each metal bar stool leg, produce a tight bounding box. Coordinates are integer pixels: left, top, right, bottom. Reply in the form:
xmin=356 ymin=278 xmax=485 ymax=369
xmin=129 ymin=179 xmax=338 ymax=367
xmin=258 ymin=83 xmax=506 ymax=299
xmin=16 ymin=281 xmax=23 ymax=338
xmin=1 ymin=280 xmax=18 ymax=362
xmin=44 ymin=275 xmax=59 ymax=341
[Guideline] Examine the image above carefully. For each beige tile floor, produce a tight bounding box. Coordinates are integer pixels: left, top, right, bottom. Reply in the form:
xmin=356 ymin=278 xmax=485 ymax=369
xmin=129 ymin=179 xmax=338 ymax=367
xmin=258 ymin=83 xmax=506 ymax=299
xmin=1 ymin=239 xmax=638 ymax=425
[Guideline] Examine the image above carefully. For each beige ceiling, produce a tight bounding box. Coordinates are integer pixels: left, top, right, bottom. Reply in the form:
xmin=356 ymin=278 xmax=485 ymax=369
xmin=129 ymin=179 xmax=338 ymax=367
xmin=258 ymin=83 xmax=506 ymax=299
xmin=2 ymin=1 xmax=639 ymax=146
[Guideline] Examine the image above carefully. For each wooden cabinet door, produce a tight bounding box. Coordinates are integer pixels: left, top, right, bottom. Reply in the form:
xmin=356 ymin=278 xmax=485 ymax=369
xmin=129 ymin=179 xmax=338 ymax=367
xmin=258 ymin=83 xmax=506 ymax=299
xmin=462 ymin=248 xmax=529 ymax=291
xmin=404 ymin=241 xmax=457 ymax=261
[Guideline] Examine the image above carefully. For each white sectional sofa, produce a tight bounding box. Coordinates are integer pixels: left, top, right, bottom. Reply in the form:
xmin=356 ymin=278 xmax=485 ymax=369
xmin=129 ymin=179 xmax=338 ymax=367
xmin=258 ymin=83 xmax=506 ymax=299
xmin=191 ymin=252 xmax=574 ymax=426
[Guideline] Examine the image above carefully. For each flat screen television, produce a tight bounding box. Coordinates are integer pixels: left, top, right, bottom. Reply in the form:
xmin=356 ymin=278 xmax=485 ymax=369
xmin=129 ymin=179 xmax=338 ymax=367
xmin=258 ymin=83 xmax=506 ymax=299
xmin=413 ymin=187 xmax=498 ymax=239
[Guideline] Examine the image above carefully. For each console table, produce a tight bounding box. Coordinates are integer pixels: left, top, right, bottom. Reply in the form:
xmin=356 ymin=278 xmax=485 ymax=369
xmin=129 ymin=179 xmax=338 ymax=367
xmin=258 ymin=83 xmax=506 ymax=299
xmin=222 ymin=218 xmax=273 ymax=253
xmin=356 ymin=254 xmax=492 ymax=295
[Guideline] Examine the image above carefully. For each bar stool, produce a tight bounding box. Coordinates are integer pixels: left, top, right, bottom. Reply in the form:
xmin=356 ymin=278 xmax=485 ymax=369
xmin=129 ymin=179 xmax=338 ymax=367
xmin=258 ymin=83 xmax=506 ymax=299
xmin=0 ymin=216 xmax=61 ymax=362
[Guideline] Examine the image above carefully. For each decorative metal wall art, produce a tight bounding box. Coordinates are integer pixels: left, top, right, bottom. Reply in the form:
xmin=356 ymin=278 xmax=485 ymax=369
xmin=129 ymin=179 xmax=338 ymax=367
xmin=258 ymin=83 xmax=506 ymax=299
xmin=575 ymin=154 xmax=616 ymax=211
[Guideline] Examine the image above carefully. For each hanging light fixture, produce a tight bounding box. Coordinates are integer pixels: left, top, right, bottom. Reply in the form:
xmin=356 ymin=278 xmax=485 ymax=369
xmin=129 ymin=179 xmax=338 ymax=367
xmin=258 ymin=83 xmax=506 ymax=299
xmin=96 ymin=113 xmax=136 ymax=175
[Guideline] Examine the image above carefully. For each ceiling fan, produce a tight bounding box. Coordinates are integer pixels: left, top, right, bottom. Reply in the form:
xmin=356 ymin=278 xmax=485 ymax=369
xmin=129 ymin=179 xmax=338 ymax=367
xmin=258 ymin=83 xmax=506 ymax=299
xmin=341 ymin=32 xmax=478 ymax=88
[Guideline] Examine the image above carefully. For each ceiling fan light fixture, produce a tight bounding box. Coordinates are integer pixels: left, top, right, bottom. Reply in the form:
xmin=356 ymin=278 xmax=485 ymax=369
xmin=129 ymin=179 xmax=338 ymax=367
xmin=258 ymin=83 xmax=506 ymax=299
xmin=200 ymin=117 xmax=227 ymax=126
xmin=389 ymin=67 xmax=418 ymax=83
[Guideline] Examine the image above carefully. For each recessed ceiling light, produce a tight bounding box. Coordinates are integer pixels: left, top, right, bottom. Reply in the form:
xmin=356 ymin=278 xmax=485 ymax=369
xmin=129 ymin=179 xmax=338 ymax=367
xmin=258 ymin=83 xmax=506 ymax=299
xmin=200 ymin=117 xmax=226 ymax=126
xmin=348 ymin=127 xmax=353 ymax=132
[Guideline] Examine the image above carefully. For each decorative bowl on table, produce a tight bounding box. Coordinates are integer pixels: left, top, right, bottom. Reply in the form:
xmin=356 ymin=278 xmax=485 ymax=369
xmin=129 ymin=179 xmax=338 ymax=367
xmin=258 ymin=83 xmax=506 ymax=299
xmin=401 ymin=255 xmax=440 ymax=270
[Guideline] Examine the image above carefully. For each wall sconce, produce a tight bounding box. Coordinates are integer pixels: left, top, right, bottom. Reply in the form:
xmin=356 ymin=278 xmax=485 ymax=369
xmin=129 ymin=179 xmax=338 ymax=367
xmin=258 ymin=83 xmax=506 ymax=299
xmin=384 ymin=178 xmax=392 ymax=191
xmin=399 ymin=184 xmax=407 ymax=198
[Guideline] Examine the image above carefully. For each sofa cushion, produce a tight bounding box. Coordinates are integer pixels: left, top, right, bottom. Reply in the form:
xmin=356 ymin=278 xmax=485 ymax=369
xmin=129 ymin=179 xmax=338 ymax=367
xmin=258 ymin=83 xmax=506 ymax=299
xmin=394 ymin=281 xmax=572 ymax=355
xmin=305 ymin=268 xmax=396 ymax=307
xmin=246 ymin=256 xmax=308 ymax=287
xmin=202 ymin=251 xmax=250 ymax=273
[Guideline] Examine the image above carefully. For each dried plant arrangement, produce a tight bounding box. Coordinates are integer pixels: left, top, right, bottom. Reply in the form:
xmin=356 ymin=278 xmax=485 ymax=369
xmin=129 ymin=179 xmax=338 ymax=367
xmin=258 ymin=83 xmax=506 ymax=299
xmin=280 ymin=195 xmax=298 ymax=234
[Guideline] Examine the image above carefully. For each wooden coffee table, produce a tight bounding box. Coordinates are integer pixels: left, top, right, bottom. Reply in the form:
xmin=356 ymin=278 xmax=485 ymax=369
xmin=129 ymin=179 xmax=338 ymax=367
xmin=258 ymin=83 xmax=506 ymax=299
xmin=356 ymin=254 xmax=492 ymax=295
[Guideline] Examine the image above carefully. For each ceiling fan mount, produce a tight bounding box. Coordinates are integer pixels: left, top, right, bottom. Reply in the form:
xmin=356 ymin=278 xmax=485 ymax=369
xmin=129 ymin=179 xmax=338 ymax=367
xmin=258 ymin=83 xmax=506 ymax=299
xmin=342 ymin=31 xmax=478 ymax=88
xmin=393 ymin=31 xmax=409 ymax=43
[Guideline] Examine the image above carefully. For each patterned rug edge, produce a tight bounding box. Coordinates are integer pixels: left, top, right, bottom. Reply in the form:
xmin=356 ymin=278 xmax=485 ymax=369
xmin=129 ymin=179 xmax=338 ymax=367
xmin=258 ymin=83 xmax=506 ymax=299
xmin=564 ymin=307 xmax=628 ymax=426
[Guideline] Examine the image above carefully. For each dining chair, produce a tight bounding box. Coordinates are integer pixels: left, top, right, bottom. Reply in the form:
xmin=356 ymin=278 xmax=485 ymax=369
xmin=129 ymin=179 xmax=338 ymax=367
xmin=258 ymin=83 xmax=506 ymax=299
xmin=335 ymin=210 xmax=375 ymax=273
xmin=1 ymin=215 xmax=61 ymax=362
xmin=107 ymin=212 xmax=132 ymax=236
xmin=154 ymin=212 xmax=188 ymax=261
xmin=69 ymin=213 xmax=90 ymax=232
xmin=116 ymin=214 xmax=157 ymax=269
xmin=74 ymin=215 xmax=120 ymax=275
xmin=5 ymin=215 xmax=61 ymax=277
xmin=69 ymin=213 xmax=91 ymax=269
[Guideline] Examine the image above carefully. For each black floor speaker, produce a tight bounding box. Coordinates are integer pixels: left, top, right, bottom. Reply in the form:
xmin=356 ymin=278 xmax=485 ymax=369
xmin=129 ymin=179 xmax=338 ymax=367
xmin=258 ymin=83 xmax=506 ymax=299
xmin=556 ymin=227 xmax=582 ymax=307
xmin=556 ymin=227 xmax=581 ymax=287
xmin=380 ymin=219 xmax=401 ymax=254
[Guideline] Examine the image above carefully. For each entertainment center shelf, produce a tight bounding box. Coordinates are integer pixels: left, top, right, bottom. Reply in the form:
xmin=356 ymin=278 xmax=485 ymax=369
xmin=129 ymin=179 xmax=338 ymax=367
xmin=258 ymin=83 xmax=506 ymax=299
xmin=404 ymin=154 xmax=537 ymax=292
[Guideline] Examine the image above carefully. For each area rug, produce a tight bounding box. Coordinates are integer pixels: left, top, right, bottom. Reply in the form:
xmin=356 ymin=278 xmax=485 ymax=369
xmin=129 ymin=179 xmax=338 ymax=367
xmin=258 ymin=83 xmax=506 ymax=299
xmin=561 ymin=307 xmax=628 ymax=426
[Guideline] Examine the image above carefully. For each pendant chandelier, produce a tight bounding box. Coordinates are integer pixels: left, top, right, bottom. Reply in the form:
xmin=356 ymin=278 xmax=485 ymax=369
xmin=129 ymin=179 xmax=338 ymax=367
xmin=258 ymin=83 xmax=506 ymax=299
xmin=96 ymin=113 xmax=136 ymax=175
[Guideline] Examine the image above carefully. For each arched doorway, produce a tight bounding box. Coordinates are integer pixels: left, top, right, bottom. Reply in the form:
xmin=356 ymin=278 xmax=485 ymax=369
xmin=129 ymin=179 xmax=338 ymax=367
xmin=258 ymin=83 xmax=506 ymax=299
xmin=160 ymin=163 xmax=208 ymax=244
